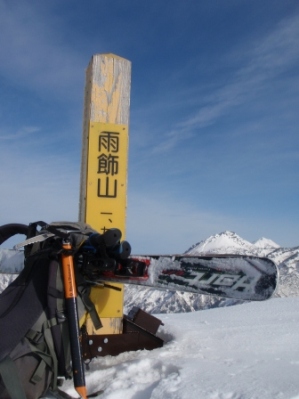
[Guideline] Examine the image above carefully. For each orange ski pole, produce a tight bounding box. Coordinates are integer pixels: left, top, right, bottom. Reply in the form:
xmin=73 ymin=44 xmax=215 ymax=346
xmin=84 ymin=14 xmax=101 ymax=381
xmin=61 ymin=241 xmax=88 ymax=399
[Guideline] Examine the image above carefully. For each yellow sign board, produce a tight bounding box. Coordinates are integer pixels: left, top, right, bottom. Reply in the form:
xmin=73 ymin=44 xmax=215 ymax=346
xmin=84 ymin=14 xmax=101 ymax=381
xmin=80 ymin=55 xmax=131 ymax=336
xmin=83 ymin=121 xmax=128 ymax=335
xmin=89 ymin=284 xmax=124 ymax=317
xmin=85 ymin=122 xmax=128 ymax=237
xmin=79 ymin=283 xmax=124 ymax=333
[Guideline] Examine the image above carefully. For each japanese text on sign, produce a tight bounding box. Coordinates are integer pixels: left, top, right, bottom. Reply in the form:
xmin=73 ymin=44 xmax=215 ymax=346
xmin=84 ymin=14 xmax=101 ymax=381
xmin=97 ymin=131 xmax=120 ymax=198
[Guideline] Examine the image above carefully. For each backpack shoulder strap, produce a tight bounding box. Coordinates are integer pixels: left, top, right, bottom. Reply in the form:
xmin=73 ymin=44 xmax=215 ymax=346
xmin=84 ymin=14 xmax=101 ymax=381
xmin=0 ymin=224 xmax=28 ymax=246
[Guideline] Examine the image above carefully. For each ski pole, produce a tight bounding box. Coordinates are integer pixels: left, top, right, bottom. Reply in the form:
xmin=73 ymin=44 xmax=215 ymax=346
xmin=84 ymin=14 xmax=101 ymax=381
xmin=61 ymin=241 xmax=88 ymax=399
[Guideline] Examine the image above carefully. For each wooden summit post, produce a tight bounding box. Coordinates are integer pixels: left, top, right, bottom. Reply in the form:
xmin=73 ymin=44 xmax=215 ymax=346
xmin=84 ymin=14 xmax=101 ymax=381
xmin=79 ymin=54 xmax=131 ymax=334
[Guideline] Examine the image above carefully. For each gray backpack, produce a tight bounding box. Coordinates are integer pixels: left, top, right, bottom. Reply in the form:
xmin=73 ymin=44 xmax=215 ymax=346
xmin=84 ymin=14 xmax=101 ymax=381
xmin=0 ymin=221 xmax=122 ymax=399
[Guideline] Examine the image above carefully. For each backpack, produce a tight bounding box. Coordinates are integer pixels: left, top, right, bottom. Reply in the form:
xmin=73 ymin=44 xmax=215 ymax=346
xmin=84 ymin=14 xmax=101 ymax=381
xmin=0 ymin=221 xmax=125 ymax=399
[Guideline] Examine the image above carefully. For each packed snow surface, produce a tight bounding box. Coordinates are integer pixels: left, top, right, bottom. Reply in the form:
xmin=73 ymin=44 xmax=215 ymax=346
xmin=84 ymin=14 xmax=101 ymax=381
xmin=53 ymin=298 xmax=299 ymax=399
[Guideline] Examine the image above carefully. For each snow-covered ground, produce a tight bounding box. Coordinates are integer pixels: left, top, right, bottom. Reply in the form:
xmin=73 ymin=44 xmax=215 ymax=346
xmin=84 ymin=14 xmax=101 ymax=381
xmin=1 ymin=230 xmax=299 ymax=398
xmin=58 ymin=298 xmax=299 ymax=399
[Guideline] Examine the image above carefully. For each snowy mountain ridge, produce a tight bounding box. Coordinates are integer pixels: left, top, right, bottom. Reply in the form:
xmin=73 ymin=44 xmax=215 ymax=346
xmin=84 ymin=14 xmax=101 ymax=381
xmin=253 ymin=236 xmax=280 ymax=249
xmin=185 ymin=230 xmax=280 ymax=256
xmin=125 ymin=231 xmax=299 ymax=314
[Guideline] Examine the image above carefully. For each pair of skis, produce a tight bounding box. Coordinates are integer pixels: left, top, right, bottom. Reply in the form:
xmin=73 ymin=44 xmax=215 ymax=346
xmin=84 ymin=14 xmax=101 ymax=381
xmin=89 ymin=254 xmax=277 ymax=301
xmin=2 ymin=228 xmax=278 ymax=302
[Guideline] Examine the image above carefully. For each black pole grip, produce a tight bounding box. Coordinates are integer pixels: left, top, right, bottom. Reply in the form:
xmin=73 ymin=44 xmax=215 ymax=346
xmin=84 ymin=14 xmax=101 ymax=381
xmin=89 ymin=229 xmax=122 ymax=249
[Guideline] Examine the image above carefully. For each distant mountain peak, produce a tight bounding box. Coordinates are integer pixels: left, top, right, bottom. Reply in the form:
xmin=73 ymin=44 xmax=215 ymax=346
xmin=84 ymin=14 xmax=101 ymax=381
xmin=185 ymin=231 xmax=282 ymax=256
xmin=253 ymin=237 xmax=280 ymax=249
xmin=186 ymin=231 xmax=255 ymax=255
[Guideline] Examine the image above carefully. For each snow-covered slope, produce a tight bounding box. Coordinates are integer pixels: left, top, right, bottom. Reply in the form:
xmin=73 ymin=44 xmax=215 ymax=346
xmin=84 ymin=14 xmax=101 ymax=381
xmin=186 ymin=230 xmax=280 ymax=256
xmin=186 ymin=231 xmax=258 ymax=255
xmin=254 ymin=237 xmax=280 ymax=252
xmin=125 ymin=231 xmax=299 ymax=314
xmin=0 ymin=248 xmax=24 ymax=273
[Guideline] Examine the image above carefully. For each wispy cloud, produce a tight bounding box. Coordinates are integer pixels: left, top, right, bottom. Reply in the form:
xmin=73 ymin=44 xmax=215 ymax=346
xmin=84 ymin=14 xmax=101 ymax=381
xmin=185 ymin=13 xmax=299 ymax=128
xmin=0 ymin=1 xmax=85 ymax=98
xmin=0 ymin=126 xmax=40 ymax=140
xmin=151 ymin=12 xmax=299 ymax=154
xmin=151 ymin=128 xmax=195 ymax=154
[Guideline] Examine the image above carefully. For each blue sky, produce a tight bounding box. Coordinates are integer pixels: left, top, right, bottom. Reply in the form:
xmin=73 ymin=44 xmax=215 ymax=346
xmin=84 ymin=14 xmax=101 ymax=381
xmin=0 ymin=0 xmax=299 ymax=253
